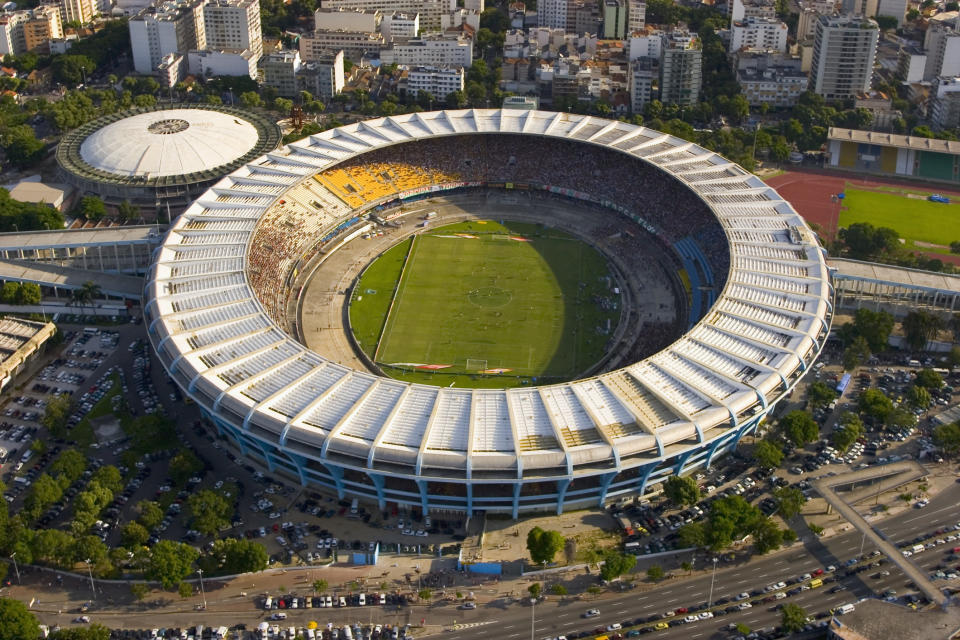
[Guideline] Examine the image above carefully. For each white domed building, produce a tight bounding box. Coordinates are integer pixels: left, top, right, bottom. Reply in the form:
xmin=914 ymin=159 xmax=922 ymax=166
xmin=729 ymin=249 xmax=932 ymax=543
xmin=57 ymin=104 xmax=281 ymax=216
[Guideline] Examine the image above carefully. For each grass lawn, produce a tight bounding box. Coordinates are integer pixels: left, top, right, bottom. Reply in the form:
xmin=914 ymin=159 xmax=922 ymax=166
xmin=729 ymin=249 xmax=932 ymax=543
xmin=838 ymin=187 xmax=960 ymax=251
xmin=349 ymin=220 xmax=620 ymax=388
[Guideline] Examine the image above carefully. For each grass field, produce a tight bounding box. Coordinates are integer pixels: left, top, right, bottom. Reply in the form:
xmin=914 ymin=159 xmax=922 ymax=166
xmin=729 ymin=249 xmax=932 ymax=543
xmin=838 ymin=187 xmax=960 ymax=253
xmin=349 ymin=220 xmax=621 ymax=388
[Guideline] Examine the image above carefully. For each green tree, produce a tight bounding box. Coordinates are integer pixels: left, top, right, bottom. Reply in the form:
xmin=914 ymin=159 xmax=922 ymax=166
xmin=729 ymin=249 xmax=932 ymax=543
xmin=50 ymin=54 xmax=96 ymax=86
xmin=16 ymin=283 xmax=40 ymax=305
xmin=754 ymin=439 xmax=783 ymax=470
xmin=902 ymin=311 xmax=944 ymax=350
xmin=136 ymin=500 xmax=164 ymax=529
xmin=117 ymin=200 xmax=136 ymax=222
xmin=662 ymin=475 xmax=701 ymax=506
xmin=147 ymin=540 xmax=199 ymax=589
xmin=933 ymin=422 xmax=960 ymax=456
xmin=168 ymin=448 xmax=203 ymax=486
xmin=874 ymin=14 xmax=898 ymax=30
xmin=773 ymin=486 xmax=806 ymax=519
xmin=23 ymin=473 xmax=62 ymax=520
xmin=200 ymin=538 xmax=267 ymax=575
xmin=551 ymin=584 xmax=567 ymax=596
xmin=526 ymin=526 xmax=565 ymax=565
xmin=122 ymin=522 xmax=150 ymax=548
xmin=780 ymin=410 xmax=819 ymax=447
xmin=418 ymin=588 xmax=432 ymax=600
xmin=91 ymin=465 xmax=123 ymax=494
xmin=859 ymin=388 xmax=894 ymax=424
xmin=752 ymin=517 xmax=784 ymax=554
xmin=832 ymin=412 xmax=864 ymax=452
xmin=312 ymin=579 xmax=328 ymax=593
xmin=0 ymin=597 xmax=40 ymax=640
xmin=599 ymin=550 xmax=637 ymax=582
xmin=915 ymin=368 xmax=944 ymax=389
xmin=907 ymin=385 xmax=932 ymax=410
xmin=843 ymin=336 xmax=871 ymax=371
xmin=178 ymin=581 xmax=194 ymax=598
xmin=78 ymin=196 xmax=106 ymax=221
xmin=527 ymin=582 xmax=541 ymax=599
xmin=782 ymin=528 xmax=798 ymax=544
xmin=188 ymin=489 xmax=232 ymax=536
xmin=30 ymin=529 xmax=74 ymax=566
xmin=273 ymin=97 xmax=293 ymax=113
xmin=808 ymin=380 xmax=837 ymax=409
xmin=839 ymin=223 xmax=900 ymax=262
xmin=130 ymin=583 xmax=149 ymax=601
xmin=848 ymin=308 xmax=895 ymax=352
xmin=780 ymin=603 xmax=808 ymax=632
xmin=0 ymin=282 xmax=19 ymax=304
xmin=2 ymin=125 xmax=45 ymax=169
xmin=646 ymin=565 xmax=664 ymax=581
xmin=239 ymin=91 xmax=261 ymax=108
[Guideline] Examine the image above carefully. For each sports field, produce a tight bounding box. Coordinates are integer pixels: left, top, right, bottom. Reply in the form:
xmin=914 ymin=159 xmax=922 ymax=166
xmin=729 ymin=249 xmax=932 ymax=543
xmin=838 ymin=187 xmax=960 ymax=253
xmin=349 ymin=220 xmax=621 ymax=388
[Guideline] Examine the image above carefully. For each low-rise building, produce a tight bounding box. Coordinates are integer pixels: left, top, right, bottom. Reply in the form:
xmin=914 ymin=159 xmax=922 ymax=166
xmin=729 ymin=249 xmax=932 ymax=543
xmin=402 ymin=64 xmax=464 ymax=98
xmin=855 ymin=90 xmax=901 ymax=130
xmin=261 ymin=49 xmax=301 ymax=97
xmin=314 ymin=6 xmax=380 ymax=32
xmin=379 ymin=33 xmax=472 ymax=67
xmin=299 ymin=29 xmax=384 ymax=62
xmin=187 ymin=48 xmax=257 ymax=79
xmin=157 ymin=52 xmax=186 ymax=86
xmin=297 ymin=49 xmax=344 ymax=99
xmin=381 ymin=11 xmax=418 ymax=39
xmin=737 ymin=64 xmax=807 ymax=106
xmin=730 ymin=16 xmax=787 ymax=53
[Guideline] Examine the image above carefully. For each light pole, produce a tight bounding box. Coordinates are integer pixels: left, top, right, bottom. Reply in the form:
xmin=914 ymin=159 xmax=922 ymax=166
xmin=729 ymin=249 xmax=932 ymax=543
xmin=10 ymin=552 xmax=20 ymax=584
xmin=86 ymin=559 xmax=95 ymax=599
xmin=530 ymin=593 xmax=535 ymax=640
xmin=198 ymin=568 xmax=207 ymax=609
xmin=707 ymin=557 xmax=718 ymax=608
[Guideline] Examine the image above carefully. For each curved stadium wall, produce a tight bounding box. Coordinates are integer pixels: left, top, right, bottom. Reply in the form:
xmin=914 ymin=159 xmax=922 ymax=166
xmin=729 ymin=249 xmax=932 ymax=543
xmin=144 ymin=110 xmax=833 ymax=517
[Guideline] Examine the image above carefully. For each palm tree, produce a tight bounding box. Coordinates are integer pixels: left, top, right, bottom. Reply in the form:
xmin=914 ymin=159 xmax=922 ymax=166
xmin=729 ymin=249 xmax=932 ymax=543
xmin=69 ymin=280 xmax=101 ymax=316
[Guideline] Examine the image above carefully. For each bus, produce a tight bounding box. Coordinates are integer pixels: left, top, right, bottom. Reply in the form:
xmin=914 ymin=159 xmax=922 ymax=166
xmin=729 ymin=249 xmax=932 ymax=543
xmin=836 ymin=373 xmax=852 ymax=395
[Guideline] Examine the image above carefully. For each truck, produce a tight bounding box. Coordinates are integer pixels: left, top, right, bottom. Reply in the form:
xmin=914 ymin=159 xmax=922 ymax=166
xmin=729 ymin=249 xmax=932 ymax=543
xmin=616 ymin=515 xmax=635 ymax=536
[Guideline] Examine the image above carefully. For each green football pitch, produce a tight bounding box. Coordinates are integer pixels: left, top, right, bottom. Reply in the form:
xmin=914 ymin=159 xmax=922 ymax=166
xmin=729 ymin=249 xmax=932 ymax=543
xmin=348 ymin=220 xmax=621 ymax=388
xmin=838 ymin=187 xmax=960 ymax=251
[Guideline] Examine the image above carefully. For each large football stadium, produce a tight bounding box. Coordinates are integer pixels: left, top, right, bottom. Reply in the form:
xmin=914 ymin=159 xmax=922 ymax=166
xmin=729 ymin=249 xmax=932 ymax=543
xmin=144 ymin=110 xmax=833 ymax=517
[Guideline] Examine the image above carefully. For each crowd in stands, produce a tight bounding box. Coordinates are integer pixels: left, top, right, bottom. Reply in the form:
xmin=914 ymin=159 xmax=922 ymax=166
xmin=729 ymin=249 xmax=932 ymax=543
xmin=245 ymin=135 xmax=731 ymax=328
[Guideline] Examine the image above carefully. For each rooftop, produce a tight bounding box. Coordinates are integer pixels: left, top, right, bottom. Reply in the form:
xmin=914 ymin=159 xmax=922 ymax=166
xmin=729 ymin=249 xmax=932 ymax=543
xmin=828 ymin=599 xmax=960 ymax=640
xmin=827 ymin=127 xmax=960 ymax=154
xmin=829 ymin=257 xmax=960 ymax=294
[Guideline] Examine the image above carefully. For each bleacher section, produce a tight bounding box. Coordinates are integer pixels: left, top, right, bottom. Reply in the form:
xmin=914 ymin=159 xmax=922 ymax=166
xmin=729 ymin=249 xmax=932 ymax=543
xmin=674 ymin=236 xmax=718 ymax=328
xmin=315 ymin=162 xmax=462 ymax=208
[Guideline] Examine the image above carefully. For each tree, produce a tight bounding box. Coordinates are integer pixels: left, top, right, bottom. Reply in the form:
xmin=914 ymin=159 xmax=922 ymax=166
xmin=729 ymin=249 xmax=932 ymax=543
xmin=599 ymin=550 xmax=637 ymax=582
xmin=551 ymin=584 xmax=567 ymax=597
xmin=780 ymin=603 xmax=808 ymax=632
xmin=902 ymin=311 xmax=944 ymax=350
xmin=663 ymin=475 xmax=701 ymax=507
xmin=91 ymin=465 xmax=123 ymax=494
xmin=0 ymin=598 xmax=40 ymax=640
xmin=843 ymin=336 xmax=871 ymax=371
xmin=646 ymin=565 xmax=664 ymax=581
xmin=122 ymin=522 xmax=150 ymax=548
xmin=2 ymin=125 xmax=45 ymax=169
xmin=51 ymin=54 xmax=95 ymax=86
xmin=754 ymin=439 xmax=783 ymax=470
xmin=527 ymin=583 xmax=541 ymax=599
xmin=752 ymin=517 xmax=784 ymax=554
xmin=136 ymin=500 xmax=164 ymax=529
xmin=0 ymin=282 xmax=19 ymax=304
xmin=773 ymin=486 xmax=806 ymax=519
xmin=16 ymin=283 xmax=40 ymax=305
xmin=933 ymin=422 xmax=960 ymax=456
xmin=808 ymin=380 xmax=837 ymax=409
xmin=117 ymin=200 xmax=136 ymax=222
xmin=178 ymin=581 xmax=194 ymax=598
xmin=848 ymin=308 xmax=895 ymax=352
xmin=526 ymin=526 xmax=565 ymax=565
xmin=832 ymin=412 xmax=864 ymax=452
xmin=239 ymin=91 xmax=261 ymax=108
xmin=131 ymin=583 xmax=149 ymax=601
xmin=914 ymin=368 xmax=944 ymax=389
xmin=188 ymin=489 xmax=232 ymax=536
xmin=168 ymin=448 xmax=203 ymax=486
xmin=780 ymin=410 xmax=819 ymax=447
xmin=782 ymin=528 xmax=798 ymax=544
xmin=147 ymin=540 xmax=199 ymax=589
xmin=312 ymin=579 xmax=328 ymax=594
xmin=874 ymin=14 xmax=898 ymax=30
xmin=839 ymin=223 xmax=900 ymax=262
xmin=859 ymin=388 xmax=894 ymax=424
xmin=24 ymin=473 xmax=62 ymax=520
xmin=273 ymin=97 xmax=293 ymax=113
xmin=907 ymin=385 xmax=932 ymax=410
xmin=200 ymin=538 xmax=267 ymax=575
xmin=41 ymin=393 xmax=71 ymax=438
xmin=30 ymin=529 xmax=73 ymax=566
xmin=417 ymin=588 xmax=432 ymax=601
xmin=78 ymin=196 xmax=106 ymax=221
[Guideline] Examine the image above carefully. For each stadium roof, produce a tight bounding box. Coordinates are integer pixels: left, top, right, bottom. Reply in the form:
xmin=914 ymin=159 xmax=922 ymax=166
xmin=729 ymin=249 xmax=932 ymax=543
xmin=80 ymin=109 xmax=261 ymax=178
xmin=827 ymin=128 xmax=960 ymax=155
xmin=829 ymin=257 xmax=960 ymax=294
xmin=0 ymin=225 xmax=163 ymax=251
xmin=145 ymin=110 xmax=832 ymax=476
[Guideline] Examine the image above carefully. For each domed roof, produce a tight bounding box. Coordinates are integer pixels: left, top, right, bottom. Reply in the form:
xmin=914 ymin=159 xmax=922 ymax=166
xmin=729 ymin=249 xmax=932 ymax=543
xmin=78 ymin=108 xmax=261 ymax=178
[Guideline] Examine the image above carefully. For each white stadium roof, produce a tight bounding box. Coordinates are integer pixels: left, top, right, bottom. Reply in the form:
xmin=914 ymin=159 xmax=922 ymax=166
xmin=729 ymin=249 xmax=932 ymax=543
xmin=79 ymin=108 xmax=261 ymax=178
xmin=145 ymin=110 xmax=832 ymax=477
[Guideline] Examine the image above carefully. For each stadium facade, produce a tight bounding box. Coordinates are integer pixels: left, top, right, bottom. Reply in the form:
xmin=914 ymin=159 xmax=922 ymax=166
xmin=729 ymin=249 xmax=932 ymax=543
xmin=145 ymin=110 xmax=833 ymax=517
xmin=57 ymin=104 xmax=282 ymax=216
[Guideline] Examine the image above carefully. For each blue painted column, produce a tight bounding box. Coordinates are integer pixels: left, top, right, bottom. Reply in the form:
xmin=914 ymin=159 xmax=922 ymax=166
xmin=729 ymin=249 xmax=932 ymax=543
xmin=673 ymin=449 xmax=695 ymax=476
xmin=555 ymin=478 xmax=571 ymax=515
xmin=512 ymin=484 xmax=522 ymax=520
xmin=597 ymin=471 xmax=619 ymax=506
xmin=415 ymin=480 xmax=429 ymax=515
xmin=466 ymin=484 xmax=473 ymax=518
xmin=637 ymin=462 xmax=658 ymax=497
xmin=286 ymin=452 xmax=309 ymax=486
xmin=367 ymin=473 xmax=386 ymax=511
xmin=327 ymin=465 xmax=345 ymax=499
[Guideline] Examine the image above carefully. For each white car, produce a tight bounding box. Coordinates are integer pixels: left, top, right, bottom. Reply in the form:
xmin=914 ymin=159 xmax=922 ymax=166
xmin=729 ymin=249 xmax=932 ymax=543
xmin=606 ymin=624 xmax=622 ymax=631
xmin=735 ymin=592 xmax=749 ymax=601
xmin=698 ymin=612 xmax=714 ymax=620
xmin=683 ymin=616 xmax=698 ymax=624
xmin=738 ymin=602 xmax=752 ymax=610
xmin=582 ymin=609 xmax=600 ymax=618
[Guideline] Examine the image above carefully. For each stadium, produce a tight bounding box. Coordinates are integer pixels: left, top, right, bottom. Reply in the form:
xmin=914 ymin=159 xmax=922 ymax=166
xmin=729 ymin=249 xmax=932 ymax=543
xmin=56 ymin=104 xmax=282 ymax=216
xmin=144 ymin=110 xmax=833 ymax=517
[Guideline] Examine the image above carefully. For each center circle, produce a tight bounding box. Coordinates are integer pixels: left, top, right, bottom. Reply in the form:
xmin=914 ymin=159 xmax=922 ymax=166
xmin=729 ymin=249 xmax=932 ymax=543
xmin=468 ymin=286 xmax=512 ymax=308
xmin=147 ymin=118 xmax=190 ymax=134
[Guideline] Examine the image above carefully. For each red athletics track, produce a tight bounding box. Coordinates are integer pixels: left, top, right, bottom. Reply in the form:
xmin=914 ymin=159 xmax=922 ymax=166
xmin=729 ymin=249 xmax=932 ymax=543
xmin=765 ymin=169 xmax=960 ymax=265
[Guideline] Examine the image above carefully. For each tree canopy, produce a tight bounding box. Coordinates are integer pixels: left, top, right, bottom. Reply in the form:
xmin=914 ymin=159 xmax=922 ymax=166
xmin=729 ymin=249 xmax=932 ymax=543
xmin=188 ymin=489 xmax=232 ymax=537
xmin=780 ymin=410 xmax=819 ymax=447
xmin=663 ymin=475 xmax=701 ymax=506
xmin=599 ymin=550 xmax=637 ymax=582
xmin=902 ymin=311 xmax=944 ymax=350
xmin=0 ymin=598 xmax=40 ymax=640
xmin=754 ymin=439 xmax=784 ymax=470
xmin=526 ymin=526 xmax=565 ymax=565
xmin=147 ymin=540 xmax=199 ymax=589
xmin=934 ymin=422 xmax=960 ymax=456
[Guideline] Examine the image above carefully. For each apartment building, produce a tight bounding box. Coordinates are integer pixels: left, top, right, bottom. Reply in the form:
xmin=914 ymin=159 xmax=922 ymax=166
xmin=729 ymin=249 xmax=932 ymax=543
xmin=809 ymin=14 xmax=878 ymax=100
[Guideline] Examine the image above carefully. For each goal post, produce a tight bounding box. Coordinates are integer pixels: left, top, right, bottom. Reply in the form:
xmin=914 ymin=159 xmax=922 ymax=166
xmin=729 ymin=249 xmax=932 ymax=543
xmin=466 ymin=358 xmax=488 ymax=372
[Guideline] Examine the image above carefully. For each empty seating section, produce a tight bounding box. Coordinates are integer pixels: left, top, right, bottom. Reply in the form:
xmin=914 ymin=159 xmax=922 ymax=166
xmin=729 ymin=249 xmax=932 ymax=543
xmin=179 ymin=232 xmax=247 ymax=246
xmin=711 ymin=312 xmax=793 ymax=347
xmin=176 ymin=301 xmax=260 ymax=333
xmin=612 ymin=131 xmax=657 ymax=149
xmin=215 ymin=339 xmax=302 ymax=387
xmin=169 ymin=285 xmax=250 ymax=314
xmin=735 ymin=257 xmax=811 ymax=279
xmin=574 ymin=379 xmax=642 ymax=438
xmin=0 ymin=318 xmax=38 ymax=355
xmin=540 ymin=387 xmax=602 ymax=448
xmin=167 ymin=273 xmax=246 ymax=296
xmin=509 ymin=390 xmax=560 ymax=452
xmin=672 ymin=340 xmax=761 ymax=386
xmin=689 ymin=325 xmax=779 ymax=367
xmin=242 ymin=356 xmax=317 ymax=403
xmin=186 ymin=315 xmax=270 ymax=350
xmin=381 ymin=387 xmax=438 ymax=447
xmin=171 ymin=245 xmax=245 ymax=262
xmin=426 ymin=391 xmax=472 ymax=451
xmin=170 ymin=258 xmax=244 ymax=279
xmin=302 ymin=376 xmax=376 ymax=431
xmin=719 ymin=298 xmax=802 ymax=330
xmin=725 ymin=217 xmax=790 ymax=231
xmin=341 ymin=382 xmax=407 ymax=441
xmin=472 ymin=392 xmax=514 ymax=452
xmin=195 ymin=328 xmax=284 ymax=369
xmin=268 ymin=366 xmax=349 ymax=419
xmin=727 ymin=230 xmax=791 ymax=245
xmin=728 ymin=284 xmax=811 ymax=314
xmin=736 ymin=272 xmax=809 ymax=295
xmin=602 ymin=372 xmax=678 ymax=430
xmin=630 ymin=362 xmax=711 ymax=416
xmin=655 ymin=352 xmax=739 ymax=400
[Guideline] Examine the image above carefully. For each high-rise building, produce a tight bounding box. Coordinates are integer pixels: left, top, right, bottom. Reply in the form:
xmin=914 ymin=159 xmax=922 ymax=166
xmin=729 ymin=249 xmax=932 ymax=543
xmin=930 ymin=76 xmax=960 ymax=130
xmin=840 ymin=0 xmax=878 ymax=15
xmin=299 ymin=29 xmax=384 ymax=62
xmin=59 ymin=0 xmax=97 ymax=26
xmin=261 ymin=49 xmax=302 ymax=97
xmin=629 ymin=56 xmax=657 ymax=112
xmin=924 ymin=19 xmax=960 ymax=80
xmin=203 ymin=0 xmax=262 ymax=60
xmin=403 ymin=65 xmax=464 ymax=98
xmin=729 ymin=0 xmax=776 ymax=23
xmin=0 ymin=11 xmax=30 ymax=56
xmin=659 ymin=29 xmax=701 ymax=106
xmin=730 ymin=16 xmax=788 ymax=52
xmin=129 ymin=0 xmax=206 ymax=74
xmin=297 ymin=49 xmax=345 ymax=99
xmin=809 ymin=14 xmax=878 ymax=100
xmin=320 ymin=0 xmax=453 ymax=33
xmin=602 ymin=0 xmax=625 ymax=39
xmin=627 ymin=0 xmax=644 ymax=34
xmin=314 ymin=6 xmax=381 ymax=32
xmin=379 ymin=33 xmax=472 ymax=67
xmin=23 ymin=5 xmax=63 ymax=53
xmin=537 ymin=0 xmax=567 ymax=30
xmin=875 ymin=0 xmax=906 ymax=24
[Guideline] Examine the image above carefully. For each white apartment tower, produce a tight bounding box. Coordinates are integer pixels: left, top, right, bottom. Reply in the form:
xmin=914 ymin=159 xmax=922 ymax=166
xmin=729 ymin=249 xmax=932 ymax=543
xmin=203 ymin=0 xmax=262 ymax=60
xmin=129 ymin=0 xmax=206 ymax=74
xmin=924 ymin=19 xmax=960 ymax=80
xmin=319 ymin=0 xmax=453 ymax=32
xmin=730 ymin=16 xmax=788 ymax=52
xmin=809 ymin=14 xmax=878 ymax=100
xmin=537 ymin=0 xmax=567 ymax=30
xmin=627 ymin=0 xmax=645 ymax=34
xmin=59 ymin=0 xmax=97 ymax=25
xmin=660 ymin=30 xmax=701 ymax=106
